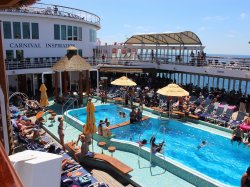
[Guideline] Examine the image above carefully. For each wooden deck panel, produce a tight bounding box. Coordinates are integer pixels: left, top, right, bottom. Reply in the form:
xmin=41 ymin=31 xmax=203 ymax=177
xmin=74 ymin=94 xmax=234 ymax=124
xmin=109 ymin=116 xmax=150 ymax=130
xmin=90 ymin=169 xmax=126 ymax=187
xmin=66 ymin=142 xmax=133 ymax=175
xmin=94 ymin=153 xmax=133 ymax=174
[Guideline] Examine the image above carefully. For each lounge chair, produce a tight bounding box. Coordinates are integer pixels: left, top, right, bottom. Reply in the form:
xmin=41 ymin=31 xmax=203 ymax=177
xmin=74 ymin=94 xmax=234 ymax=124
xmin=228 ymin=111 xmax=249 ymax=129
xmin=206 ymin=106 xmax=225 ymax=123
xmin=199 ymin=104 xmax=215 ymax=121
xmin=216 ymin=106 xmax=236 ymax=127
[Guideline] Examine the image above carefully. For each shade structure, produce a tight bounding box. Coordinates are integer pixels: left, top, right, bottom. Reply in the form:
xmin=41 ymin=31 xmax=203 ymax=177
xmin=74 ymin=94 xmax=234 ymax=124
xmin=39 ymin=84 xmax=49 ymax=107
xmin=83 ymin=100 xmax=97 ymax=135
xmin=111 ymin=76 xmax=137 ymax=86
xmin=52 ymin=50 xmax=91 ymax=72
xmin=157 ymin=83 xmax=189 ymax=97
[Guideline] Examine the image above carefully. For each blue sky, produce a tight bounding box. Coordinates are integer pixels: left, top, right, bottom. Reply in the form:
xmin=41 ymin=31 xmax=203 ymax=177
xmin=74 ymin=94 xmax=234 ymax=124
xmin=40 ymin=0 xmax=250 ymax=55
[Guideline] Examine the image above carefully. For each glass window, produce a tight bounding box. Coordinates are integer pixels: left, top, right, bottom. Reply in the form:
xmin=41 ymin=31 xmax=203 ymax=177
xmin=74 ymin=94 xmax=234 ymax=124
xmin=6 ymin=50 xmax=14 ymax=60
xmin=78 ymin=49 xmax=82 ymax=57
xmin=89 ymin=29 xmax=97 ymax=42
xmin=16 ymin=50 xmax=24 ymax=60
xmin=89 ymin=29 xmax=92 ymax=42
xmin=54 ymin=24 xmax=60 ymax=40
xmin=3 ymin=21 xmax=12 ymax=39
xmin=22 ymin=22 xmax=30 ymax=39
xmin=73 ymin=26 xmax=77 ymax=40
xmin=78 ymin=27 xmax=82 ymax=41
xmin=61 ymin=25 xmax=66 ymax=40
xmin=13 ymin=22 xmax=21 ymax=39
xmin=31 ymin=23 xmax=39 ymax=39
xmin=67 ymin=26 xmax=72 ymax=40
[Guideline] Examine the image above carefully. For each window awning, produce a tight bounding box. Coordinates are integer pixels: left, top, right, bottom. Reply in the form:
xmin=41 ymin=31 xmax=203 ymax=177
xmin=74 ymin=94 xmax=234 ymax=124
xmin=125 ymin=31 xmax=202 ymax=45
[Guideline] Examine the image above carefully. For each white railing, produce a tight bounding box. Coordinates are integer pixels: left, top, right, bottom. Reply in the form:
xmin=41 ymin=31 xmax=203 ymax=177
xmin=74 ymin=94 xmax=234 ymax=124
xmin=0 ymin=3 xmax=101 ymax=26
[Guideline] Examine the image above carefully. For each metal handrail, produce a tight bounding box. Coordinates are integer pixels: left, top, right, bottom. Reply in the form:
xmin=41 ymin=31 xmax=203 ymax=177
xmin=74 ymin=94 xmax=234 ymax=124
xmin=62 ymin=97 xmax=78 ymax=116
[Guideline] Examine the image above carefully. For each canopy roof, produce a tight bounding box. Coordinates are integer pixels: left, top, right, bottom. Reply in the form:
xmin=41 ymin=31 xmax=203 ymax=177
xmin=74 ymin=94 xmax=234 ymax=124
xmin=125 ymin=31 xmax=202 ymax=45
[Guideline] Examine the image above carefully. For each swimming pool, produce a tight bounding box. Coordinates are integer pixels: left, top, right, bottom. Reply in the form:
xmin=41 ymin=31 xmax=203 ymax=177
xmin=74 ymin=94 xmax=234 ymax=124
xmin=67 ymin=104 xmax=130 ymax=127
xmin=111 ymin=118 xmax=250 ymax=187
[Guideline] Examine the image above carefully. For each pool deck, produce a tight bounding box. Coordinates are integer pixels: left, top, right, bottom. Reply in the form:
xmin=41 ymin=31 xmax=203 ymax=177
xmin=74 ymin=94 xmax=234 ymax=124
xmin=43 ymin=99 xmax=196 ymax=187
xmin=109 ymin=116 xmax=150 ymax=130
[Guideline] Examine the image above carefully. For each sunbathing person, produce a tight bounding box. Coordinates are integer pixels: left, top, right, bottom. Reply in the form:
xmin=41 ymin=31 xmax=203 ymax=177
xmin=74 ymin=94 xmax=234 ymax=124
xmin=25 ymin=128 xmax=48 ymax=145
xmin=231 ymin=125 xmax=244 ymax=145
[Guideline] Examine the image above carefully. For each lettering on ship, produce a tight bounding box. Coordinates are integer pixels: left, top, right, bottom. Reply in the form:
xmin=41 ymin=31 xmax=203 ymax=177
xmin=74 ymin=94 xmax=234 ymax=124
xmin=9 ymin=43 xmax=75 ymax=48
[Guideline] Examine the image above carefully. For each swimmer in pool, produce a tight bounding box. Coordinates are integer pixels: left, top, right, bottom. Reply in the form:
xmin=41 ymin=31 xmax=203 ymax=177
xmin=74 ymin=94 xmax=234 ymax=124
xmin=197 ymin=140 xmax=207 ymax=149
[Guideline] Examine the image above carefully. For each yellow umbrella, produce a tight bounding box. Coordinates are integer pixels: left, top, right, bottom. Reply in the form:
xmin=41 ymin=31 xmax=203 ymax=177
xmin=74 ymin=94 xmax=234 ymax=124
xmin=111 ymin=76 xmax=137 ymax=86
xmin=83 ymin=99 xmax=97 ymax=135
xmin=39 ymin=83 xmax=49 ymax=107
xmin=157 ymin=83 xmax=189 ymax=97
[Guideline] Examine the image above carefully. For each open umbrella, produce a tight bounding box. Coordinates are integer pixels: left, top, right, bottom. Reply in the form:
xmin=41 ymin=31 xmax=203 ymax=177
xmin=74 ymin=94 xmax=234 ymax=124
xmin=111 ymin=76 xmax=137 ymax=86
xmin=157 ymin=83 xmax=189 ymax=118
xmin=83 ymin=99 xmax=97 ymax=151
xmin=157 ymin=83 xmax=189 ymax=97
xmin=39 ymin=83 xmax=49 ymax=107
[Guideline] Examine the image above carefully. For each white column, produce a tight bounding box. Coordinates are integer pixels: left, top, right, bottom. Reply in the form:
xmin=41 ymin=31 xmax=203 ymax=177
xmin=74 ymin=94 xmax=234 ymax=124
xmin=42 ymin=73 xmax=44 ymax=83
xmin=97 ymin=70 xmax=99 ymax=95
xmin=32 ymin=74 xmax=36 ymax=96
xmin=59 ymin=71 xmax=62 ymax=97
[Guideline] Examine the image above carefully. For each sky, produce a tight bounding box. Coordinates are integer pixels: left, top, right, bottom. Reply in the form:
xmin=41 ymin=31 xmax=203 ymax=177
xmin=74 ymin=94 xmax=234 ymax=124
xmin=40 ymin=0 xmax=250 ymax=55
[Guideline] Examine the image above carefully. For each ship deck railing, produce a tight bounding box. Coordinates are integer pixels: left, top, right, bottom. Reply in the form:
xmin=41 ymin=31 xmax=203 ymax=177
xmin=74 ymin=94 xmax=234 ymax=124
xmin=0 ymin=3 xmax=100 ymax=26
xmin=4 ymin=57 xmax=250 ymax=71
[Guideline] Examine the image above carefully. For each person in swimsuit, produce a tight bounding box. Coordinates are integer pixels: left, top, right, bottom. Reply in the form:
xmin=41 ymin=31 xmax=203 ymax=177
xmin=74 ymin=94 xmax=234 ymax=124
xmin=241 ymin=166 xmax=250 ymax=187
xmin=75 ymin=134 xmax=90 ymax=163
xmin=58 ymin=117 xmax=65 ymax=151
xmin=150 ymin=136 xmax=164 ymax=153
xmin=197 ymin=140 xmax=207 ymax=149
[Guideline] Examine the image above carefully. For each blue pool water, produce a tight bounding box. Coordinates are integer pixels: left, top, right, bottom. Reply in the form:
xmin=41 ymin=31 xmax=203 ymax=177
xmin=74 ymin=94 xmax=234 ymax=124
xmin=111 ymin=118 xmax=250 ymax=187
xmin=67 ymin=104 xmax=130 ymax=126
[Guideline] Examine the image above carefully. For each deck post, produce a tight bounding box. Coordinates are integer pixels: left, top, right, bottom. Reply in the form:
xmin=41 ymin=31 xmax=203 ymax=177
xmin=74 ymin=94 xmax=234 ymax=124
xmin=228 ymin=78 xmax=231 ymax=91
xmin=245 ymin=81 xmax=248 ymax=95
xmin=239 ymin=80 xmax=242 ymax=92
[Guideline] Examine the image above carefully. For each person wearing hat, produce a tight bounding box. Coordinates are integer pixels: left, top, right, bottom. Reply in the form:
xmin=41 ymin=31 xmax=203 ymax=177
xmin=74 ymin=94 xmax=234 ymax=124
xmin=241 ymin=166 xmax=250 ymax=187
